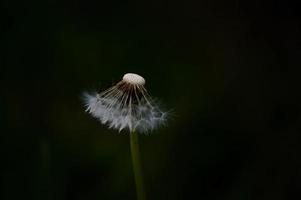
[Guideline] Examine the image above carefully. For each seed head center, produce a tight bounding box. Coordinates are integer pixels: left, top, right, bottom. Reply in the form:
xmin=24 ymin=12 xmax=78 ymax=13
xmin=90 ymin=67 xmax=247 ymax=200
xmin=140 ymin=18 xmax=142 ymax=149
xmin=123 ymin=73 xmax=145 ymax=85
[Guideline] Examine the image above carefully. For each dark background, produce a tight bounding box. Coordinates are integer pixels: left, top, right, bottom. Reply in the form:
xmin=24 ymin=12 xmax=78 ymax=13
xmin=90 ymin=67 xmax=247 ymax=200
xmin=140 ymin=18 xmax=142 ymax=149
xmin=1 ymin=0 xmax=301 ymax=199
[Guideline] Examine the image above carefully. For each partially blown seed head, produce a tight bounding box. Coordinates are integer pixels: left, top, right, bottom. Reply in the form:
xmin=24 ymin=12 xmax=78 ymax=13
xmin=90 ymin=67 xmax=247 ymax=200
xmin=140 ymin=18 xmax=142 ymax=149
xmin=84 ymin=73 xmax=167 ymax=133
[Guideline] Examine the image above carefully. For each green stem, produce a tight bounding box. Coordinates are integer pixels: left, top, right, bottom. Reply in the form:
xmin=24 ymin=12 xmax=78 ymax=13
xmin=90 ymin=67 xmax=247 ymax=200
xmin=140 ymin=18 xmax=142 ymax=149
xmin=130 ymin=131 xmax=146 ymax=200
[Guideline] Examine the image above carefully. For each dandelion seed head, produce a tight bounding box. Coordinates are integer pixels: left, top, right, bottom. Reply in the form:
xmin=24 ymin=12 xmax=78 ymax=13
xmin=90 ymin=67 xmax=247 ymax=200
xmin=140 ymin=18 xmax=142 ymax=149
xmin=123 ymin=73 xmax=145 ymax=85
xmin=84 ymin=73 xmax=167 ymax=133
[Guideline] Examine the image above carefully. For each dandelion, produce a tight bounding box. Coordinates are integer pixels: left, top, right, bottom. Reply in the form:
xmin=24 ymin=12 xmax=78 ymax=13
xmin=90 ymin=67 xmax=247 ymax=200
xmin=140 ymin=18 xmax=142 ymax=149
xmin=83 ymin=73 xmax=168 ymax=200
xmin=84 ymin=73 xmax=167 ymax=133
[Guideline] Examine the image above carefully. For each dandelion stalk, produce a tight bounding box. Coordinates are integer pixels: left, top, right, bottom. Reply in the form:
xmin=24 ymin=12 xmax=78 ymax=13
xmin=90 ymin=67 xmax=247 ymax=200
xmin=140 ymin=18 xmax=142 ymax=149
xmin=130 ymin=131 xmax=146 ymax=200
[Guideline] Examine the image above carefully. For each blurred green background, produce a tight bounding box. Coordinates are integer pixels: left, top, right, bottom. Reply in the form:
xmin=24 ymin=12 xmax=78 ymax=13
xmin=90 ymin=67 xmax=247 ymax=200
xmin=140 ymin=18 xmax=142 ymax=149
xmin=1 ymin=0 xmax=300 ymax=200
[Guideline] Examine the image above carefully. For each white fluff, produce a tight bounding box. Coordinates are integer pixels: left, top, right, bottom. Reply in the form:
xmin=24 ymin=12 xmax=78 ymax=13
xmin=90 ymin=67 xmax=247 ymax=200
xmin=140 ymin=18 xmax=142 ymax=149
xmin=83 ymin=74 xmax=167 ymax=133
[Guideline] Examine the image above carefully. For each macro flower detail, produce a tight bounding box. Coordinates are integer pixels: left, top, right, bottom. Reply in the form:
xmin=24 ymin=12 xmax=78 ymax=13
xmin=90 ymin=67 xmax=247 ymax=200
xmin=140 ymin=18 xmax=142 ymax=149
xmin=84 ymin=73 xmax=167 ymax=132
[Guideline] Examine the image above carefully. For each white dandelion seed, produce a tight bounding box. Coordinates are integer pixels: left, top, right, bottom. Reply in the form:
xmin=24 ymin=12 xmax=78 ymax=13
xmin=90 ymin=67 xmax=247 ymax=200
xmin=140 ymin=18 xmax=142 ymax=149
xmin=84 ymin=73 xmax=167 ymax=133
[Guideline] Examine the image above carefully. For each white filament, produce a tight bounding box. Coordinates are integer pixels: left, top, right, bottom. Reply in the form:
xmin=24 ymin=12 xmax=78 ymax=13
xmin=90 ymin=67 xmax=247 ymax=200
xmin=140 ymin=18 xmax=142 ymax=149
xmin=84 ymin=76 xmax=167 ymax=133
